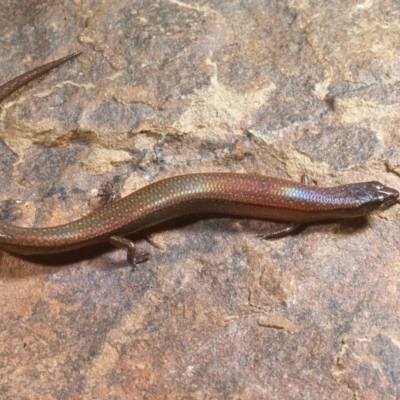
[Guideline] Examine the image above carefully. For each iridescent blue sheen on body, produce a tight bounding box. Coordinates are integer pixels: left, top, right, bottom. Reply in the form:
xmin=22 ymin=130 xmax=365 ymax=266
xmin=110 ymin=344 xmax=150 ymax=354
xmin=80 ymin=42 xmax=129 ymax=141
xmin=0 ymin=52 xmax=397 ymax=258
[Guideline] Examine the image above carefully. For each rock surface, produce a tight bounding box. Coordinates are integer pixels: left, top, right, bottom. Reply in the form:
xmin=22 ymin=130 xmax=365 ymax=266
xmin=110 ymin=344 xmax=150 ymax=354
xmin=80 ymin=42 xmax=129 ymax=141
xmin=0 ymin=1 xmax=399 ymax=398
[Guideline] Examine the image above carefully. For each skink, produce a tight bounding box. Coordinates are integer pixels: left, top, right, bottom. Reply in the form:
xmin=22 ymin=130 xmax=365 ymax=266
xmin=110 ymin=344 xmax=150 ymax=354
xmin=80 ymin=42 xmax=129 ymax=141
xmin=0 ymin=53 xmax=398 ymax=265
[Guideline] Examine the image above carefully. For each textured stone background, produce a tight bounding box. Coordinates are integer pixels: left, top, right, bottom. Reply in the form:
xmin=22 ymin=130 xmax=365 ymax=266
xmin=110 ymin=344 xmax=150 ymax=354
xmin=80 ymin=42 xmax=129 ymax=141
xmin=0 ymin=1 xmax=399 ymax=398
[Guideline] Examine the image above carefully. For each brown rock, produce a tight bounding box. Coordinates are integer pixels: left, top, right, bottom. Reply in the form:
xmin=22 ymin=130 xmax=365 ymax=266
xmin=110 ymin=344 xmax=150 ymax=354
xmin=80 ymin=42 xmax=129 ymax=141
xmin=0 ymin=1 xmax=399 ymax=398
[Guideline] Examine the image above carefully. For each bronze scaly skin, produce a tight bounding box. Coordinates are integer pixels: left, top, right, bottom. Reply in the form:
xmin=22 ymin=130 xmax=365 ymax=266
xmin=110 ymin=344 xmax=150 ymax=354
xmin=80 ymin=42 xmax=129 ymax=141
xmin=0 ymin=53 xmax=398 ymax=265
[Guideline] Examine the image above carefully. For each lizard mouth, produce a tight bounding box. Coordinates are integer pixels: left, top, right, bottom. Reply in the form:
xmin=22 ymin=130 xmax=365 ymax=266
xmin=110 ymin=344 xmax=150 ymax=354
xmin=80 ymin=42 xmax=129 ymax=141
xmin=377 ymin=187 xmax=399 ymax=210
